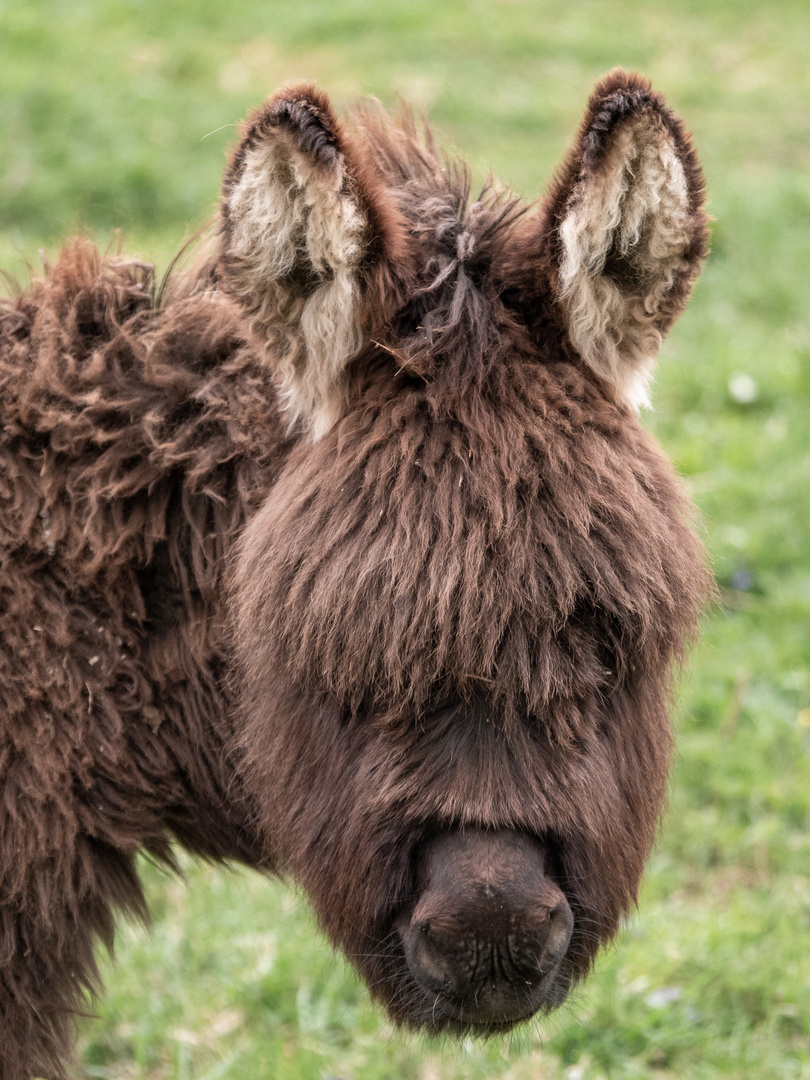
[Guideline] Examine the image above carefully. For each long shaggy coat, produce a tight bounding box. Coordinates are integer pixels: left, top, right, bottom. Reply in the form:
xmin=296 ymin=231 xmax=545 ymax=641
xmin=0 ymin=70 xmax=710 ymax=1079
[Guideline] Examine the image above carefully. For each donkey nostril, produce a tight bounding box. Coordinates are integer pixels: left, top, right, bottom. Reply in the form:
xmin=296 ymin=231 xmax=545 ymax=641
xmin=407 ymin=922 xmax=457 ymax=993
xmin=542 ymin=900 xmax=574 ymax=969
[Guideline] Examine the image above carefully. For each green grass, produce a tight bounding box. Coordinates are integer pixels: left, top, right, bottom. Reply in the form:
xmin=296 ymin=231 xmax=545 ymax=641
xmin=2 ymin=1 xmax=810 ymax=1077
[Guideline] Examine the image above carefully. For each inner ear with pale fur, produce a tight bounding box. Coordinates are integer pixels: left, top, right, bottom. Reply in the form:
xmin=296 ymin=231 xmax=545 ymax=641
xmin=541 ymin=70 xmax=709 ymax=410
xmin=219 ymin=85 xmax=407 ymax=438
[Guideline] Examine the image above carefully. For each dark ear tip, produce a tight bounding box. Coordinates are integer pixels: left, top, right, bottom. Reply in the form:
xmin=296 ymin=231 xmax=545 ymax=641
xmin=582 ymin=69 xmax=671 ymax=168
xmin=233 ymin=84 xmax=342 ymax=172
xmin=266 ymin=84 xmax=342 ymax=167
xmin=591 ymin=67 xmax=655 ymax=102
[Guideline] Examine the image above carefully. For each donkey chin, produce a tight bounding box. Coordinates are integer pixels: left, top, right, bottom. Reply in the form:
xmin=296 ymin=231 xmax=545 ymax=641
xmin=396 ymin=828 xmax=574 ymax=1030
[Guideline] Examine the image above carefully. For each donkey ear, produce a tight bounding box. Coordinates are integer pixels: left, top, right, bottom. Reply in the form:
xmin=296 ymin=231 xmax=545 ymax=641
xmin=219 ymin=85 xmax=407 ymax=438
xmin=543 ymin=70 xmax=709 ymax=410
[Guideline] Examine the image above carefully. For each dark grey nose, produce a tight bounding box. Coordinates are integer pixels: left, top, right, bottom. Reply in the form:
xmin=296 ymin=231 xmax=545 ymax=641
xmin=399 ymin=828 xmax=574 ymax=1025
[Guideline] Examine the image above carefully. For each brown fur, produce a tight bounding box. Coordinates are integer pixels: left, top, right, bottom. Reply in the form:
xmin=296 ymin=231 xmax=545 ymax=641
xmin=0 ymin=71 xmax=710 ymax=1078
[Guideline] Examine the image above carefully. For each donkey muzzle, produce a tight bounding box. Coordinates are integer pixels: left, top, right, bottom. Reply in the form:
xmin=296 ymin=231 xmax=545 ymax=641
xmin=398 ymin=827 xmax=574 ymax=1025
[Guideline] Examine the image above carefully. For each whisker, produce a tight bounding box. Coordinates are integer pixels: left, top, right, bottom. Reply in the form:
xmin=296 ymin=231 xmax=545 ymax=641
xmin=200 ymin=122 xmax=236 ymax=141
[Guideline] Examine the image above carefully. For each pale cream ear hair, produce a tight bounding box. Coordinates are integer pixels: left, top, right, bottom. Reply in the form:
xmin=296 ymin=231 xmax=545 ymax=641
xmin=557 ymin=114 xmax=694 ymax=411
xmin=225 ymin=127 xmax=369 ymax=440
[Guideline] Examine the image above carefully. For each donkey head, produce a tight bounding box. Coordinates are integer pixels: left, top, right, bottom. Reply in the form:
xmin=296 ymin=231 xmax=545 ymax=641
xmin=221 ymin=71 xmax=710 ymax=1032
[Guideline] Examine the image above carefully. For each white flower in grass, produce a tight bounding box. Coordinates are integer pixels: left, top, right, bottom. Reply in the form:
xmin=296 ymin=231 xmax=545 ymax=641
xmin=728 ymin=371 xmax=759 ymax=404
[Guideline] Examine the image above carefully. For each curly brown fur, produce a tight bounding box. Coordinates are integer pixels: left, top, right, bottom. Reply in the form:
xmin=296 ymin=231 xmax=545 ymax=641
xmin=0 ymin=71 xmax=710 ymax=1077
xmin=0 ymin=239 xmax=293 ymax=1078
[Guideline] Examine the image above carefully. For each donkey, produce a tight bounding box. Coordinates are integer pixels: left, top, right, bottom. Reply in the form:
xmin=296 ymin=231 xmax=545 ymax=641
xmin=0 ymin=69 xmax=710 ymax=1078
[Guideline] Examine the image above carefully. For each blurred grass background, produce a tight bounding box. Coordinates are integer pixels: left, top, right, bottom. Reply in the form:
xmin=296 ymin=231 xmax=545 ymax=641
xmin=2 ymin=1 xmax=810 ymax=1077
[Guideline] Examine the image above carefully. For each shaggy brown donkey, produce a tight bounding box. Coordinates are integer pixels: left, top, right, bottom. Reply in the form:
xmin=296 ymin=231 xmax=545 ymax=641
xmin=0 ymin=70 xmax=710 ymax=1078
